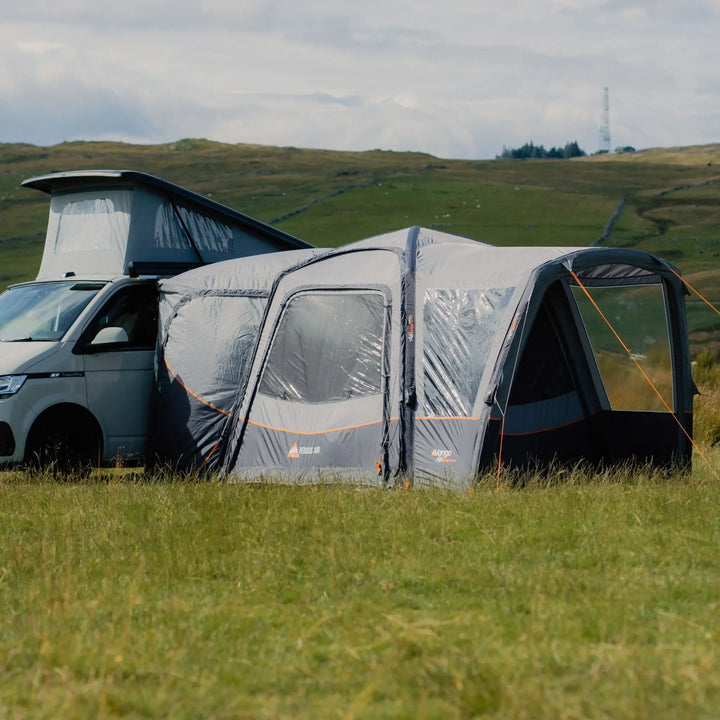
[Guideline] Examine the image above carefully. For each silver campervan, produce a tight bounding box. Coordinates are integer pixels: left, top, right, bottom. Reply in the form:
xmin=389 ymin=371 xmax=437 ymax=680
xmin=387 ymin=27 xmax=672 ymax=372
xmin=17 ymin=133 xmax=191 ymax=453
xmin=0 ymin=170 xmax=309 ymax=472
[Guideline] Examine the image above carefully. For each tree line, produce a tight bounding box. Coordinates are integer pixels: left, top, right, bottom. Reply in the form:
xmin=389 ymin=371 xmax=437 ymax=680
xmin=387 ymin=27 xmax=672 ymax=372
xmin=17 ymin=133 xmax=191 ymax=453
xmin=497 ymin=141 xmax=586 ymax=159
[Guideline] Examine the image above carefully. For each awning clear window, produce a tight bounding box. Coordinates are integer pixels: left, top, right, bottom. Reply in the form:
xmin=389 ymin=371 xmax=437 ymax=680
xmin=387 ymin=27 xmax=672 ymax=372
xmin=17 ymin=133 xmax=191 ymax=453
xmin=571 ymin=281 xmax=674 ymax=412
xmin=259 ymin=292 xmax=385 ymax=404
xmin=422 ymin=287 xmax=514 ymax=417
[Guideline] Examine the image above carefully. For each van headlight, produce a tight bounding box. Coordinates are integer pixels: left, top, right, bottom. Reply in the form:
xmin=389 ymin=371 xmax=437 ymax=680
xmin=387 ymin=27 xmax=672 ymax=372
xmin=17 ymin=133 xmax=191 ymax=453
xmin=0 ymin=375 xmax=27 ymax=398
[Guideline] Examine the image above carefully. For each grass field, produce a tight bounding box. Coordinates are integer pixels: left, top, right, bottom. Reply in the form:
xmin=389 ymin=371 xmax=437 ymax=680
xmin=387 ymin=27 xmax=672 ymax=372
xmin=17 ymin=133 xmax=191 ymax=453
xmin=1 ymin=140 xmax=720 ymax=717
xmin=1 ymin=465 xmax=720 ymax=719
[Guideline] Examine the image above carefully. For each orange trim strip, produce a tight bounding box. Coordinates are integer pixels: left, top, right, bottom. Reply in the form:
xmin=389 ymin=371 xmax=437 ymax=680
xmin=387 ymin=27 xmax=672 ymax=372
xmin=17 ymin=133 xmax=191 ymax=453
xmin=246 ymin=416 xmax=401 ymax=436
xmin=491 ymin=410 xmax=694 ymax=423
xmin=489 ymin=412 xmax=600 ymax=437
xmin=415 ymin=416 xmax=481 ymax=422
xmin=164 ymin=357 xmax=233 ymax=417
xmin=164 ymin=358 xmax=402 ymax=436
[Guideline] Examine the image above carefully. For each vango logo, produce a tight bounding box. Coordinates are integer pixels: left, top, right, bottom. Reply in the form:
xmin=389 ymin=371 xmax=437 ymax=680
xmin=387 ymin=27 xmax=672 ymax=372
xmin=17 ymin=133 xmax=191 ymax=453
xmin=431 ymin=449 xmax=456 ymax=463
xmin=288 ymin=443 xmax=321 ymax=458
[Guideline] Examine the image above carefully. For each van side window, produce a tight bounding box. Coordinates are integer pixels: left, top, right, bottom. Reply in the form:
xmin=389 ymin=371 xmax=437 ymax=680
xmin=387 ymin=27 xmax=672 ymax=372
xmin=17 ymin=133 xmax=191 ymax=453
xmin=82 ymin=284 xmax=158 ymax=351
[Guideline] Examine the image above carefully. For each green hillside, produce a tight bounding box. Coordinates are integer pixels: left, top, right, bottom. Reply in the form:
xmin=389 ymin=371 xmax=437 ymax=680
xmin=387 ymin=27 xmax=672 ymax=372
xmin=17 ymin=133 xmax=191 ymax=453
xmin=1 ymin=139 xmax=719 ymax=350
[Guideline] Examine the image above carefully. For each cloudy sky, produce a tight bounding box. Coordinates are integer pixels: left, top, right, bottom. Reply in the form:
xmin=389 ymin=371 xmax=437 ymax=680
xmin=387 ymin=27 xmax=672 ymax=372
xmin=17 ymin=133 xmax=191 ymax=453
xmin=1 ymin=0 xmax=718 ymax=159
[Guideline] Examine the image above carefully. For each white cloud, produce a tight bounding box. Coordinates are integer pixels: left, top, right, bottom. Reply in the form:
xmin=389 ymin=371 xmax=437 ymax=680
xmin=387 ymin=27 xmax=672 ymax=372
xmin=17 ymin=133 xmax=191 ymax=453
xmin=16 ymin=40 xmax=66 ymax=54
xmin=0 ymin=1 xmax=718 ymax=158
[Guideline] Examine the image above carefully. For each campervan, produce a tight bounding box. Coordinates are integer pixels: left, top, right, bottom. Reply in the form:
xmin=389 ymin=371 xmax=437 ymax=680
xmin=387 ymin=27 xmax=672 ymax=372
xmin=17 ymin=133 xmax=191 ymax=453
xmin=0 ymin=170 xmax=310 ymax=471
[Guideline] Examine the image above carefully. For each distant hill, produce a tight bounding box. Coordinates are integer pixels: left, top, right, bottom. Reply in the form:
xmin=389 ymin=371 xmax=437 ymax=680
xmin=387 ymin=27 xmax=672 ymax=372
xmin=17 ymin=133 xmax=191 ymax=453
xmin=590 ymin=144 xmax=720 ymax=166
xmin=1 ymin=138 xmax=719 ymax=352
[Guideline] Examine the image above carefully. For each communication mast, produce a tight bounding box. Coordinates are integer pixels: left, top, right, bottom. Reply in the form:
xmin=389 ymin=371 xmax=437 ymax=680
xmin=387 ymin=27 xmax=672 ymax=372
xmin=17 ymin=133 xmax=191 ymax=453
xmin=598 ymin=87 xmax=611 ymax=153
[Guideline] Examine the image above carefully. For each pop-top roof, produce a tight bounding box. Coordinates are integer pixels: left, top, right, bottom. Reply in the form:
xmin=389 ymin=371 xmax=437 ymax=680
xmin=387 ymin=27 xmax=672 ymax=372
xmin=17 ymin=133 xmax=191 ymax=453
xmin=23 ymin=169 xmax=311 ymax=280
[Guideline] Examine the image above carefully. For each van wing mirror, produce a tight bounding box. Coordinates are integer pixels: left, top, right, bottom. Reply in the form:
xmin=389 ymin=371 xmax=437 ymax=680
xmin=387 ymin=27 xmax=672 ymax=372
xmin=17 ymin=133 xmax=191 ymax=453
xmin=90 ymin=326 xmax=129 ymax=345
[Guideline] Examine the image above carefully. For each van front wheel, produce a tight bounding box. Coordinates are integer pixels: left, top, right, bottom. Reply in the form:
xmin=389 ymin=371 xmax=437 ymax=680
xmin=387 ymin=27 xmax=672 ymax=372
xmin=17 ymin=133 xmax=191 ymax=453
xmin=25 ymin=409 xmax=101 ymax=478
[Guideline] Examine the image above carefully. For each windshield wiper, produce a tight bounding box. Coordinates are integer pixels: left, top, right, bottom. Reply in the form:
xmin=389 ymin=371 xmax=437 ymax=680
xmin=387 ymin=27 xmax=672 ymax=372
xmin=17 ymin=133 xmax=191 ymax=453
xmin=0 ymin=337 xmax=35 ymax=342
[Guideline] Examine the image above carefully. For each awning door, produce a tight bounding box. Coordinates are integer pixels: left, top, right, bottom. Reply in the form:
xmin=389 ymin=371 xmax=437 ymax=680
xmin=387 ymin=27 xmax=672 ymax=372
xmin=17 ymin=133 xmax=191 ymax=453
xmin=234 ymin=288 xmax=393 ymax=483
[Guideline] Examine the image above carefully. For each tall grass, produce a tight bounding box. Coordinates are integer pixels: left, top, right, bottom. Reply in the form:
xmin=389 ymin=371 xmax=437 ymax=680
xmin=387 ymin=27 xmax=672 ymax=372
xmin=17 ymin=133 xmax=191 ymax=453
xmin=1 ymin=463 xmax=720 ymax=718
xmin=692 ymin=352 xmax=720 ymax=448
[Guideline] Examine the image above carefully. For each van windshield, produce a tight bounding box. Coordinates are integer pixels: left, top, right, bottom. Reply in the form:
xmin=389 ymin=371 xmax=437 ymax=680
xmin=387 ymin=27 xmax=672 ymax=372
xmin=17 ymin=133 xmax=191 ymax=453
xmin=0 ymin=281 xmax=106 ymax=341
